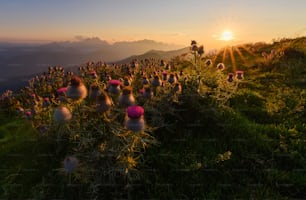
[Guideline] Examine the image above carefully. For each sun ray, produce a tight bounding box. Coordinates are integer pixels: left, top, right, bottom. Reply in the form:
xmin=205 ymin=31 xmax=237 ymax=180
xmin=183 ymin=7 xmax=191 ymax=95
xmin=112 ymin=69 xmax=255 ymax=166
xmin=229 ymin=46 xmax=236 ymax=72
xmin=233 ymin=46 xmax=247 ymax=64
xmin=240 ymin=44 xmax=257 ymax=57
xmin=212 ymin=48 xmax=224 ymax=64
xmin=222 ymin=47 xmax=228 ymax=64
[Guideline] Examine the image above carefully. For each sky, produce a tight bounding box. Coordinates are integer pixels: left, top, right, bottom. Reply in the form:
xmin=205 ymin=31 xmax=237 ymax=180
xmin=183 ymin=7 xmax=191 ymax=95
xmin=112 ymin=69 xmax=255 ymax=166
xmin=1 ymin=0 xmax=306 ymax=49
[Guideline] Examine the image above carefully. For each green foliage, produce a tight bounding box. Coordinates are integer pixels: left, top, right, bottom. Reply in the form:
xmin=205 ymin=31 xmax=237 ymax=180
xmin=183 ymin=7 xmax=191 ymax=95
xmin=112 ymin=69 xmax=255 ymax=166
xmin=1 ymin=37 xmax=306 ymax=199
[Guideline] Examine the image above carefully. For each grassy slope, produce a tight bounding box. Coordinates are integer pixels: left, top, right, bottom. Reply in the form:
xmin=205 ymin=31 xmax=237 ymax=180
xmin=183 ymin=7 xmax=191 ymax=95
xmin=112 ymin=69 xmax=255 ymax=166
xmin=1 ymin=37 xmax=306 ymax=199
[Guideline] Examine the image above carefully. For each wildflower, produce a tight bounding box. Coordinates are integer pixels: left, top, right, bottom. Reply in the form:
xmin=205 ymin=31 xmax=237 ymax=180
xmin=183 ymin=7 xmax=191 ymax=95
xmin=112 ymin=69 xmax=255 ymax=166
xmin=123 ymin=76 xmax=132 ymax=86
xmin=168 ymin=73 xmax=177 ymax=84
xmin=227 ymin=73 xmax=234 ymax=82
xmin=125 ymin=106 xmax=145 ymax=132
xmin=63 ymin=156 xmax=79 ymax=173
xmin=126 ymin=105 xmax=144 ymax=119
xmin=130 ymin=60 xmax=138 ymax=68
xmin=142 ymin=76 xmax=150 ymax=85
xmin=173 ymin=83 xmax=182 ymax=94
xmin=16 ymin=107 xmax=24 ymax=114
xmin=191 ymin=40 xmax=197 ymax=46
xmin=105 ymin=74 xmax=112 ymax=81
xmin=160 ymin=60 xmax=165 ymax=67
xmin=66 ymin=76 xmax=88 ymax=100
xmin=191 ymin=45 xmax=198 ymax=52
xmin=53 ymin=106 xmax=72 ymax=123
xmin=30 ymin=93 xmax=36 ymax=99
xmin=25 ymin=111 xmax=32 ymax=119
xmin=43 ymin=97 xmax=51 ymax=107
xmin=235 ymin=71 xmax=244 ymax=80
xmin=205 ymin=59 xmax=212 ymax=66
xmin=89 ymin=84 xmax=101 ymax=102
xmin=142 ymin=86 xmax=153 ymax=99
xmin=96 ymin=91 xmax=112 ymax=113
xmin=162 ymin=72 xmax=168 ymax=81
xmin=217 ymin=63 xmax=225 ymax=71
xmin=57 ymin=87 xmax=68 ymax=95
xmin=197 ymin=45 xmax=204 ymax=56
xmin=119 ymin=86 xmax=136 ymax=107
xmin=90 ymin=71 xmax=98 ymax=79
xmin=151 ymin=75 xmax=162 ymax=87
xmin=107 ymin=80 xmax=122 ymax=95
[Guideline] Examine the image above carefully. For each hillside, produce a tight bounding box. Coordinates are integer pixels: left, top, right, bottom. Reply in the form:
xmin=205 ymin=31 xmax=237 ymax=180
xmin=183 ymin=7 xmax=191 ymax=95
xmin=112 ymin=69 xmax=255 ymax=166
xmin=116 ymin=47 xmax=190 ymax=64
xmin=1 ymin=36 xmax=306 ymax=199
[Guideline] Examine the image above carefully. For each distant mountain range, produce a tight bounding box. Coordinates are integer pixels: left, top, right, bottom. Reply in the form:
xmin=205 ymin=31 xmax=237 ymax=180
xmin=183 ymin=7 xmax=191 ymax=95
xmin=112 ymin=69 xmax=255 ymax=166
xmin=116 ymin=47 xmax=190 ymax=64
xmin=0 ymin=37 xmax=185 ymax=93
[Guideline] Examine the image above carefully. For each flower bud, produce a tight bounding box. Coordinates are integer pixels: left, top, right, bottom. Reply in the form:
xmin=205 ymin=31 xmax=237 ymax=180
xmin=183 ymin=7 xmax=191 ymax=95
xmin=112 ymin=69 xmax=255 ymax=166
xmin=125 ymin=106 xmax=145 ymax=132
xmin=53 ymin=106 xmax=72 ymax=123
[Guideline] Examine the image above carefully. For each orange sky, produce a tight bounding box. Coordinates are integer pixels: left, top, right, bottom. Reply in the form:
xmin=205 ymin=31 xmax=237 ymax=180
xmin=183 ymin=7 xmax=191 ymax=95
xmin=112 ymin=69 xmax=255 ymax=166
xmin=1 ymin=0 xmax=306 ymax=50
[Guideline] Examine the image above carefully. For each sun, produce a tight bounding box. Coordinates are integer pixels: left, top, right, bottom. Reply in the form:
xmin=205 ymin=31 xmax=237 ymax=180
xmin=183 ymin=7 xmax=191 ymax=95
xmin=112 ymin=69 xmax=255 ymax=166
xmin=220 ymin=30 xmax=234 ymax=41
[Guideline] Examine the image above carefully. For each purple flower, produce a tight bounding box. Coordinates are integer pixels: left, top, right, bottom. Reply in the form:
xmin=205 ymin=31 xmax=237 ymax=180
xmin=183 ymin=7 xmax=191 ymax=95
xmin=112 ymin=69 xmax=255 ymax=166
xmin=139 ymin=88 xmax=145 ymax=94
xmin=142 ymin=77 xmax=150 ymax=85
xmin=142 ymin=87 xmax=153 ymax=99
xmin=227 ymin=73 xmax=234 ymax=82
xmin=168 ymin=74 xmax=177 ymax=84
xmin=90 ymin=71 xmax=98 ymax=78
xmin=235 ymin=71 xmax=244 ymax=80
xmin=217 ymin=63 xmax=225 ymax=71
xmin=126 ymin=106 xmax=144 ymax=119
xmin=30 ymin=93 xmax=36 ymax=99
xmin=25 ymin=111 xmax=32 ymax=118
xmin=43 ymin=97 xmax=51 ymax=107
xmin=205 ymin=59 xmax=212 ymax=66
xmin=109 ymin=80 xmax=122 ymax=86
xmin=57 ymin=87 xmax=68 ymax=95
